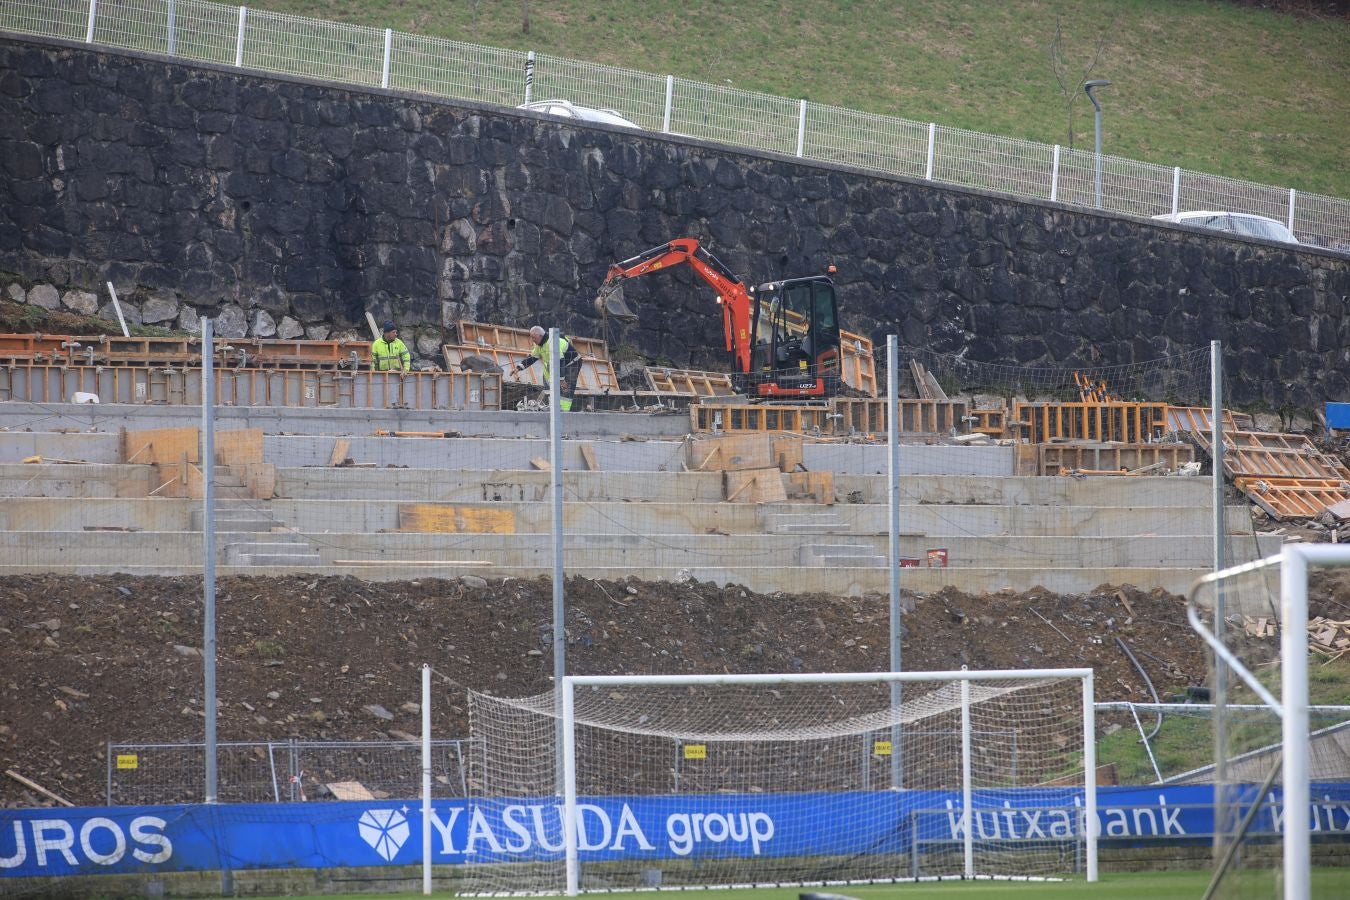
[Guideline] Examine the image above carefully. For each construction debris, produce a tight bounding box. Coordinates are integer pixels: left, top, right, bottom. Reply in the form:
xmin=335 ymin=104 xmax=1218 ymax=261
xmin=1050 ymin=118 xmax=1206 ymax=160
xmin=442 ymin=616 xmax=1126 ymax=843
xmin=1308 ymin=617 xmax=1350 ymax=661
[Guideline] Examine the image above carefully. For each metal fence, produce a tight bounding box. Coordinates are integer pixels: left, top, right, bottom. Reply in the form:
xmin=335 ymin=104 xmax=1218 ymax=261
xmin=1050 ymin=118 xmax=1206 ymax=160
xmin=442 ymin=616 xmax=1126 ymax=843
xmin=106 ymin=738 xmax=483 ymax=805
xmin=2 ymin=0 xmax=1347 ymax=252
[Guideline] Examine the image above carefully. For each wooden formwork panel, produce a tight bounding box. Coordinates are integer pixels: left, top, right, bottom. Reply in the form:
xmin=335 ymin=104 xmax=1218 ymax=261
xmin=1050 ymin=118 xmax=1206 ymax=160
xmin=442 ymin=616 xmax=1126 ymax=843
xmin=690 ymin=404 xmax=830 ymax=434
xmin=840 ymin=330 xmax=877 ymax=397
xmin=0 ymin=333 xmax=72 ymax=362
xmin=971 ymin=408 xmax=1006 ymax=437
xmin=0 ymin=364 xmax=500 ymax=411
xmin=1194 ymin=430 xmax=1350 ymax=481
xmin=689 ymin=399 xmax=968 ymax=435
xmin=1036 ymin=443 xmax=1196 ymax=477
xmin=456 ymin=321 xmax=609 ymax=361
xmin=0 ymin=333 xmax=374 ymax=369
xmin=1166 ymin=406 xmax=1249 ymax=434
xmin=1234 ymin=477 xmax=1350 ymax=521
xmin=830 ymin=398 xmax=969 ymax=435
xmin=644 ymin=367 xmax=737 ymax=397
xmin=443 ymin=343 xmax=619 ymax=393
xmin=1013 ymin=402 xmax=1168 ymax=444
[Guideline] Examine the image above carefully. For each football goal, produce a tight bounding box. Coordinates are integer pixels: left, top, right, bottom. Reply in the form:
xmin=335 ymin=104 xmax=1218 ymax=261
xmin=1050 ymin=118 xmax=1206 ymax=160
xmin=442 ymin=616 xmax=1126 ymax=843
xmin=459 ymin=669 xmax=1097 ymax=895
xmin=1187 ymin=544 xmax=1350 ymax=900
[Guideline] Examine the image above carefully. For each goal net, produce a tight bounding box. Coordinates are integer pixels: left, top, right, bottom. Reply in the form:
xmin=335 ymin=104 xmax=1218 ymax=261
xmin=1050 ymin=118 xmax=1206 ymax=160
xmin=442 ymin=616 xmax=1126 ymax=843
xmin=1188 ymin=545 xmax=1350 ymax=900
xmin=460 ymin=669 xmax=1097 ymax=894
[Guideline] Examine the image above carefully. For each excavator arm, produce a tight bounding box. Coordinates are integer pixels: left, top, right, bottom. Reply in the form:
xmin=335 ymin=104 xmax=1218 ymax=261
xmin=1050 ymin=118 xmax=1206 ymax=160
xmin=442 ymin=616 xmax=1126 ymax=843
xmin=596 ymin=238 xmax=757 ymax=375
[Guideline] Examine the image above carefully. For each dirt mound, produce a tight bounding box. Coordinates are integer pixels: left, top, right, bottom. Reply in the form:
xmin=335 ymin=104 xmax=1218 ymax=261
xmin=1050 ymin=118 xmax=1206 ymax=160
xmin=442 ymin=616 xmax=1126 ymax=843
xmin=2 ymin=572 xmax=1345 ymax=807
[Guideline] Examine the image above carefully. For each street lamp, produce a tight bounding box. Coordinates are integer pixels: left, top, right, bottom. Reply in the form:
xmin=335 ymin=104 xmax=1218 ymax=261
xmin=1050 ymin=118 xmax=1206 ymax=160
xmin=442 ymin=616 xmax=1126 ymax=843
xmin=1084 ymin=79 xmax=1111 ymax=209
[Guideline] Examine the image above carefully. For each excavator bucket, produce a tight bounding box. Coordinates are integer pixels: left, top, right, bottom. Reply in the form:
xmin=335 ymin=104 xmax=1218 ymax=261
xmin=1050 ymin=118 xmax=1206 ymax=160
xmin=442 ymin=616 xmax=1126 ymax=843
xmin=594 ymin=282 xmax=640 ymax=324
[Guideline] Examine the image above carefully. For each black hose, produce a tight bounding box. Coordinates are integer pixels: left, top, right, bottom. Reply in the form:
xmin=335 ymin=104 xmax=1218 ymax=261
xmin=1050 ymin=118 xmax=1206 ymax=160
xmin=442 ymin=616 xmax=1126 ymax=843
xmin=1115 ymin=636 xmax=1163 ymax=741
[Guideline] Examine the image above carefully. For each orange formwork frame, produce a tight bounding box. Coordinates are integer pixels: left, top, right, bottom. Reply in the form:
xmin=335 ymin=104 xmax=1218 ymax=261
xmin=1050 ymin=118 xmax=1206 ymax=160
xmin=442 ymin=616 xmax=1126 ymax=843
xmin=690 ymin=398 xmax=968 ymax=436
xmin=0 ymin=364 xmax=500 ymax=410
xmin=1012 ymin=401 xmax=1169 ymax=444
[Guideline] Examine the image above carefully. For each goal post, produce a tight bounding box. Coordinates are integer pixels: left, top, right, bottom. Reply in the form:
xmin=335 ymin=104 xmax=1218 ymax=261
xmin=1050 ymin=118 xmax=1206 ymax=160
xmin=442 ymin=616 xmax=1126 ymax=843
xmin=1188 ymin=544 xmax=1350 ymax=900
xmin=463 ymin=668 xmax=1097 ymax=895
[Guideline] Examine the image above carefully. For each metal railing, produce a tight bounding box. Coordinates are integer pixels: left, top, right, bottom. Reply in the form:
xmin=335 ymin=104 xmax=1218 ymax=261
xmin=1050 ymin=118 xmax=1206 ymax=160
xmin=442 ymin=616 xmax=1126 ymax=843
xmin=3 ymin=0 xmax=1347 ymax=252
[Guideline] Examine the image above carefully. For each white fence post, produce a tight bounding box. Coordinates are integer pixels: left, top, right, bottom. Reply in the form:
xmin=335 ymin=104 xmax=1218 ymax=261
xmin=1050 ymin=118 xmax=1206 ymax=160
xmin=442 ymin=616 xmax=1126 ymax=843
xmin=796 ymin=99 xmax=807 ymax=157
xmin=85 ymin=0 xmax=97 ymax=43
xmin=1172 ymin=167 xmax=1181 ymax=215
xmin=167 ymin=0 xmax=176 ymax=55
xmin=523 ymin=50 xmax=534 ymax=104
xmin=1288 ymin=188 xmax=1297 ymax=233
xmin=662 ymin=75 xmax=673 ymax=133
xmin=1050 ymin=145 xmax=1061 ymax=201
xmin=381 ymin=28 xmax=392 ymax=88
xmin=925 ymin=122 xmax=936 ymax=180
xmin=234 ymin=7 xmax=246 ymax=67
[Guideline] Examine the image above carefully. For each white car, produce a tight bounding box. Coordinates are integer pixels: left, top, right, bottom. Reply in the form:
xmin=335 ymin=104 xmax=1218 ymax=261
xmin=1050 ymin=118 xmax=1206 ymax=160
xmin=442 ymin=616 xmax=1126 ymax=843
xmin=1152 ymin=211 xmax=1299 ymax=245
xmin=517 ymin=99 xmax=641 ymax=130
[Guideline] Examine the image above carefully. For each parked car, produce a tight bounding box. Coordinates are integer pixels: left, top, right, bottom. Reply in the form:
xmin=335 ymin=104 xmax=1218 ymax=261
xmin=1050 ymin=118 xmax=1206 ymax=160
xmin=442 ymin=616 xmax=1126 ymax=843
xmin=517 ymin=99 xmax=641 ymax=130
xmin=1152 ymin=211 xmax=1299 ymax=245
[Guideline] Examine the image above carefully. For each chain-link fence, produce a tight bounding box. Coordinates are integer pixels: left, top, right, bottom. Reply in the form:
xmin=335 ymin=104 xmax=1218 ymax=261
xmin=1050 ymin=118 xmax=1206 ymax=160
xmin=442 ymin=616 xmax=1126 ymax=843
xmin=106 ymin=738 xmax=483 ymax=805
xmin=2 ymin=0 xmax=1345 ymax=252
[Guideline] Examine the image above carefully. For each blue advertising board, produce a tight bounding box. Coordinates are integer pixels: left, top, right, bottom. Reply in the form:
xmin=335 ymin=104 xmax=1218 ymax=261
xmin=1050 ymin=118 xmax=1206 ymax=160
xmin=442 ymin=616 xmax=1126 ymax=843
xmin=3 ymin=784 xmax=1349 ymax=878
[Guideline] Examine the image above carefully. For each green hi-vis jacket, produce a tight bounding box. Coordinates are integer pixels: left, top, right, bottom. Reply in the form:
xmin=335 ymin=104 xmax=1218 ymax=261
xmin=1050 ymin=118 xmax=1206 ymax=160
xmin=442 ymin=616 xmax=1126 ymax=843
xmin=371 ymin=337 xmax=410 ymax=371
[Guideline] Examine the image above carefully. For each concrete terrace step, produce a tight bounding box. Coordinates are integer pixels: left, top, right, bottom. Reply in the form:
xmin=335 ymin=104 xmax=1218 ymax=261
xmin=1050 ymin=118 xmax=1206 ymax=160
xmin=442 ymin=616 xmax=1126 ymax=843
xmin=0 ymin=530 xmax=1281 ymax=571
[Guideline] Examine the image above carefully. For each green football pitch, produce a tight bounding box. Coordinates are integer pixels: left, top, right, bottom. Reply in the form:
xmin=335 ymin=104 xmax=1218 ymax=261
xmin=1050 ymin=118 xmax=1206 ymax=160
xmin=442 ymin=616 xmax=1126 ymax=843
xmin=250 ymin=869 xmax=1350 ymax=900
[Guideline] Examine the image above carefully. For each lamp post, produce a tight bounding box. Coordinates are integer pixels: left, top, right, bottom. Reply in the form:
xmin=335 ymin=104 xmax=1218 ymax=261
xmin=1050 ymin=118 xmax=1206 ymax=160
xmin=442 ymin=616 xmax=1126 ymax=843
xmin=1084 ymin=79 xmax=1111 ymax=209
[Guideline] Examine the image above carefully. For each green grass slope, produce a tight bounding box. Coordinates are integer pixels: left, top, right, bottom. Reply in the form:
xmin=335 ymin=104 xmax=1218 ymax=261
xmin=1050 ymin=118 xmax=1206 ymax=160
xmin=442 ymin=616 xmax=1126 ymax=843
xmin=247 ymin=0 xmax=1348 ymax=199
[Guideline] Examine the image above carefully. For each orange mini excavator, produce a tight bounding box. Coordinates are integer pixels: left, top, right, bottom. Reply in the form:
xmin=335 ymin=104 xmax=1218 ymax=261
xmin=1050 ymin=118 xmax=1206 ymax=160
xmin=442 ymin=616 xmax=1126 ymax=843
xmin=595 ymin=238 xmax=844 ymax=399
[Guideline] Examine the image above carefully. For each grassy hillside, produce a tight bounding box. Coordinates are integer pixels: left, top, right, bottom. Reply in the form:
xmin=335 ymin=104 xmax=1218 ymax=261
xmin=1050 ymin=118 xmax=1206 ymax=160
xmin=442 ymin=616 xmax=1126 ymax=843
xmin=245 ymin=0 xmax=1349 ymax=199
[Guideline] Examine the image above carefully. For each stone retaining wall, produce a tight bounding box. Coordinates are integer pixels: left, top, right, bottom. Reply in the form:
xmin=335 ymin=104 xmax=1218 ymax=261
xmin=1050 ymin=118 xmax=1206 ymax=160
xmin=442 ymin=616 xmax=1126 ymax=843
xmin=1 ymin=34 xmax=1347 ymax=401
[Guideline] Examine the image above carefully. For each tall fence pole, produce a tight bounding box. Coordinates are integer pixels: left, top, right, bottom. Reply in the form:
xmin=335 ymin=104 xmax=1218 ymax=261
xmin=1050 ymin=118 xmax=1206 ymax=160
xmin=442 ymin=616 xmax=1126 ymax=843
xmin=549 ymin=328 xmax=565 ymax=794
xmin=662 ymin=75 xmax=673 ymax=132
xmin=85 ymin=0 xmax=97 ymax=42
xmin=421 ymin=664 xmax=432 ymax=896
xmin=1210 ymin=338 xmax=1229 ymax=856
xmin=381 ymin=28 xmax=392 ymax=89
xmin=796 ymin=99 xmax=807 ymax=157
xmin=924 ymin=123 xmax=936 ymax=180
xmin=887 ymin=334 xmax=903 ymax=790
xmin=1172 ymin=167 xmax=1181 ymax=215
xmin=1050 ymin=145 xmax=1061 ymax=202
xmin=524 ymin=50 xmax=535 ymax=104
xmin=201 ymin=316 xmax=218 ymax=807
xmin=234 ymin=6 xmax=246 ymax=67
xmin=1287 ymin=188 xmax=1297 ymax=234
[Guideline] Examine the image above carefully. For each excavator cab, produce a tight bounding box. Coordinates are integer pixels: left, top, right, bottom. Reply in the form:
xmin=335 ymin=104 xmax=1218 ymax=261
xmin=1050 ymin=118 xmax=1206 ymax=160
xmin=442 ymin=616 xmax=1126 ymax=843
xmin=746 ymin=275 xmax=842 ymax=398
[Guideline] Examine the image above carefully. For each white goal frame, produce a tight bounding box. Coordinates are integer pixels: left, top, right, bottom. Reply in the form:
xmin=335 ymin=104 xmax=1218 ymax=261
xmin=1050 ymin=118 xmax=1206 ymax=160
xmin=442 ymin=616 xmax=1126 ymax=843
xmin=1187 ymin=544 xmax=1350 ymax=900
xmin=558 ymin=668 xmax=1098 ymax=896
